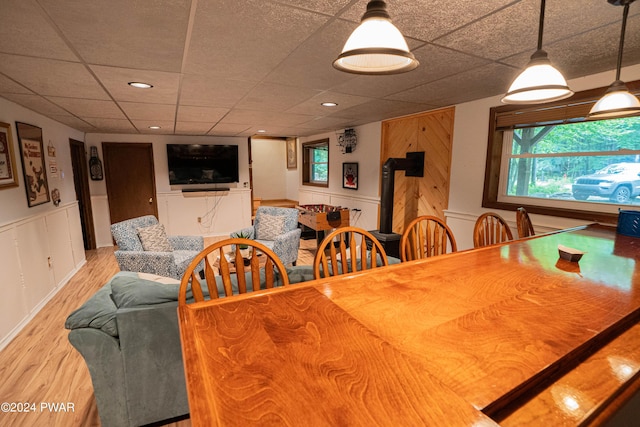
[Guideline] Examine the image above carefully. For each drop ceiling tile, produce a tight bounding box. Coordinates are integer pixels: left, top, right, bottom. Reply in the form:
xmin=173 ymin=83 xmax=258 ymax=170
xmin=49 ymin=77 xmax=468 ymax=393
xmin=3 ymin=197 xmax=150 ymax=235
xmin=38 ymin=0 xmax=191 ymax=71
xmin=0 ymin=75 xmax=33 ymax=94
xmin=275 ymin=0 xmax=353 ymax=15
xmin=90 ymin=65 xmax=180 ymax=104
xmin=180 ymin=75 xmax=253 ymax=108
xmin=236 ymin=83 xmax=321 ymax=111
xmin=264 ymin=19 xmax=359 ymax=90
xmin=120 ymin=102 xmax=177 ymax=121
xmin=177 ymin=106 xmax=228 ymax=123
xmin=175 ymin=122 xmax=215 ymax=135
xmin=297 ymin=116 xmax=358 ymax=131
xmin=208 ymin=123 xmax=252 ymax=136
xmin=1 ymin=93 xmax=74 ymax=116
xmin=46 ymin=97 xmax=126 ymax=119
xmin=83 ymin=118 xmax=136 ymax=133
xmin=220 ymin=109 xmax=312 ymax=127
xmin=48 ymin=115 xmax=96 ymax=132
xmin=132 ymin=121 xmax=176 ymax=134
xmin=0 ymin=54 xmax=108 ymax=99
xmin=184 ymin=0 xmax=330 ymax=80
xmin=286 ymin=91 xmax=373 ymax=116
xmin=0 ymin=0 xmax=78 ymax=61
xmin=388 ymin=63 xmax=514 ymax=107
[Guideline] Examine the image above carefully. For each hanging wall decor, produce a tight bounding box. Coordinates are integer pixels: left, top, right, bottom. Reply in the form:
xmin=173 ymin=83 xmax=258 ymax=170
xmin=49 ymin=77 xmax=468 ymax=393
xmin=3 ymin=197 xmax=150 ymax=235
xmin=0 ymin=122 xmax=19 ymax=189
xmin=16 ymin=122 xmax=50 ymax=207
xmin=89 ymin=145 xmax=104 ymax=180
xmin=343 ymin=162 xmax=358 ymax=190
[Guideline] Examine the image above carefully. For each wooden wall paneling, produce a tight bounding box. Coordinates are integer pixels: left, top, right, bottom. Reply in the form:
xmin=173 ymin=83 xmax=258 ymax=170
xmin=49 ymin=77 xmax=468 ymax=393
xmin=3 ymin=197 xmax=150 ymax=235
xmin=381 ymin=108 xmax=455 ymax=235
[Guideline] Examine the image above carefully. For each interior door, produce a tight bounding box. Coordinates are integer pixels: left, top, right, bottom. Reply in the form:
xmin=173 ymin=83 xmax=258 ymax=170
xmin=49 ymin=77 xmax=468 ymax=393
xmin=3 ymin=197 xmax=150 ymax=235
xmin=103 ymin=142 xmax=158 ymax=224
xmin=69 ymin=139 xmax=96 ymax=249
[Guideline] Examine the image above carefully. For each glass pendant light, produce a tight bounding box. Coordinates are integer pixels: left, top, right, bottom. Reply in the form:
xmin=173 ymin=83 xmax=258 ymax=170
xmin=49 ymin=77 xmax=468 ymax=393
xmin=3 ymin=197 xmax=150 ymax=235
xmin=588 ymin=0 xmax=640 ymax=119
xmin=502 ymin=0 xmax=573 ymax=104
xmin=333 ymin=0 xmax=418 ymax=75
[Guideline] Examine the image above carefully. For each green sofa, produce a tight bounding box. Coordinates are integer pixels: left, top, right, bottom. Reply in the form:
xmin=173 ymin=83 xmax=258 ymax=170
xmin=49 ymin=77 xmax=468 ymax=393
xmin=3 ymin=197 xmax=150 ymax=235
xmin=65 ymin=268 xmax=315 ymax=427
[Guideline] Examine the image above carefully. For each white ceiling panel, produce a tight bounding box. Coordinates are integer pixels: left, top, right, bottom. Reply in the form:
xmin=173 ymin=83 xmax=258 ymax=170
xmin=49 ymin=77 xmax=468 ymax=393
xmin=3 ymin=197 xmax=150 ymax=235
xmin=0 ymin=0 xmax=638 ymax=137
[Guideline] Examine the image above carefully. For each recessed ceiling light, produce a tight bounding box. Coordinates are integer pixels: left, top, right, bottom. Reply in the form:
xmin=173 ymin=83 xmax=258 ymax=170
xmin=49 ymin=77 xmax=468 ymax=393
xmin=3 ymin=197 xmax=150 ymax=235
xmin=148 ymin=125 xmax=161 ymax=129
xmin=257 ymin=129 xmax=266 ymax=133
xmin=128 ymin=82 xmax=153 ymax=89
xmin=322 ymin=102 xmax=338 ymax=107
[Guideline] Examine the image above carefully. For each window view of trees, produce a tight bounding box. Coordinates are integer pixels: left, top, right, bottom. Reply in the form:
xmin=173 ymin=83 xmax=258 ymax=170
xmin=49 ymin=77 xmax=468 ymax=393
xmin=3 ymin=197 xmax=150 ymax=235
xmin=311 ymin=147 xmax=328 ymax=183
xmin=504 ymin=117 xmax=640 ymax=205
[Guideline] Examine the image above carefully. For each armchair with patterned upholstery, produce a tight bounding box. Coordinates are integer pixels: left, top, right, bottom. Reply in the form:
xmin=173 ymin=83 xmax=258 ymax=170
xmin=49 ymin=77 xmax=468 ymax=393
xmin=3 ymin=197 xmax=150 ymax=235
xmin=231 ymin=206 xmax=301 ymax=266
xmin=110 ymin=215 xmax=204 ymax=280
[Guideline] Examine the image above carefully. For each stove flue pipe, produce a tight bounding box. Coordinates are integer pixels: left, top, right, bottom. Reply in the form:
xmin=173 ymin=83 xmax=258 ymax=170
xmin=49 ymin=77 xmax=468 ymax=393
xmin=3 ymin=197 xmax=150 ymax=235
xmin=380 ymin=157 xmax=418 ymax=234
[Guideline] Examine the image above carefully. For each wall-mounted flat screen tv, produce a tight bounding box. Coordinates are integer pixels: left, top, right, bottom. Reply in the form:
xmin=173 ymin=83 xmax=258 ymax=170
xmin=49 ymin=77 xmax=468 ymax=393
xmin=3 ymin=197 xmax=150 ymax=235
xmin=167 ymin=144 xmax=239 ymax=185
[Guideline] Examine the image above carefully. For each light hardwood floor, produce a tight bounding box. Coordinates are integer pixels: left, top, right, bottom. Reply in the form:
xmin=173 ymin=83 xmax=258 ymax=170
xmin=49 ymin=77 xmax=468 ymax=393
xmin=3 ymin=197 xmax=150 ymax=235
xmin=0 ymin=237 xmax=316 ymax=426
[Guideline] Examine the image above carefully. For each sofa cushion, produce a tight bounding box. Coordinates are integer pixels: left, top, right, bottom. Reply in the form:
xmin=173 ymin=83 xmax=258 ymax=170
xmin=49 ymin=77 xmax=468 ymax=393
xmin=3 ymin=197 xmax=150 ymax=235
xmin=137 ymin=223 xmax=173 ymax=252
xmin=65 ymin=280 xmax=118 ymax=337
xmin=255 ymin=213 xmax=286 ymax=240
xmin=110 ymin=273 xmax=181 ymax=308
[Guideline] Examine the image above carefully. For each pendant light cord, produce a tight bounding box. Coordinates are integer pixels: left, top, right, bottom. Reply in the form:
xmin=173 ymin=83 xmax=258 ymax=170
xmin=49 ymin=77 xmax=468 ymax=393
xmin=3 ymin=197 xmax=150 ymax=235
xmin=616 ymin=3 xmax=630 ymax=81
xmin=537 ymin=0 xmax=546 ymax=50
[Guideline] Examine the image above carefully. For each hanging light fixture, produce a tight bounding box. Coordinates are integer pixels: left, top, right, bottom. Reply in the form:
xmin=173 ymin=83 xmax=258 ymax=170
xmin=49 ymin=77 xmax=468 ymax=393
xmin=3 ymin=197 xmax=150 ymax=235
xmin=588 ymin=0 xmax=640 ymax=119
xmin=502 ymin=0 xmax=573 ymax=104
xmin=333 ymin=0 xmax=418 ymax=75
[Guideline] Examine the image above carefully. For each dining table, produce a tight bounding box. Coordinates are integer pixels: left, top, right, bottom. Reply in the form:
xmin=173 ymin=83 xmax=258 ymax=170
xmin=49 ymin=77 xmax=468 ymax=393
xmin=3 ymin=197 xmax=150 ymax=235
xmin=177 ymin=223 xmax=640 ymax=426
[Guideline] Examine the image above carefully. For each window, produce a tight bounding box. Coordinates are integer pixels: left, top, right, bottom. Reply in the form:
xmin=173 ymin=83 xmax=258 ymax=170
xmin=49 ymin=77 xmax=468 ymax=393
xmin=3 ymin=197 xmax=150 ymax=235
xmin=483 ymin=79 xmax=640 ymax=223
xmin=302 ymin=139 xmax=329 ymax=187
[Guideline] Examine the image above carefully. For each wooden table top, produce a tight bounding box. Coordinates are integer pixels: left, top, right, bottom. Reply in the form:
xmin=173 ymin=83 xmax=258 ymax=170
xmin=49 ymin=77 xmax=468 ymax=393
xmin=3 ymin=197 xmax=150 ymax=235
xmin=178 ymin=224 xmax=640 ymax=426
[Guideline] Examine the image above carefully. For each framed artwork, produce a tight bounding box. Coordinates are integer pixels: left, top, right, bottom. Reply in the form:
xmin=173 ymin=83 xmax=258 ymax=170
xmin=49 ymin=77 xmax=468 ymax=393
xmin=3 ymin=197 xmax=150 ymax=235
xmin=16 ymin=122 xmax=50 ymax=207
xmin=286 ymin=138 xmax=297 ymax=169
xmin=343 ymin=162 xmax=358 ymax=190
xmin=0 ymin=122 xmax=19 ymax=189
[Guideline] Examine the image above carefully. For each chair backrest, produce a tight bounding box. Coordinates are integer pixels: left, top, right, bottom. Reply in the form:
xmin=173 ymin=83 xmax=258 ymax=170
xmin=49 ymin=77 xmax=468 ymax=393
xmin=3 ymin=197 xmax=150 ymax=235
xmin=110 ymin=215 xmax=159 ymax=251
xmin=473 ymin=212 xmax=513 ymax=248
xmin=400 ymin=215 xmax=457 ymax=261
xmin=313 ymin=227 xmax=388 ymax=279
xmin=179 ymin=238 xmax=289 ymax=305
xmin=516 ymin=207 xmax=535 ymax=238
xmin=253 ymin=206 xmax=300 ymax=238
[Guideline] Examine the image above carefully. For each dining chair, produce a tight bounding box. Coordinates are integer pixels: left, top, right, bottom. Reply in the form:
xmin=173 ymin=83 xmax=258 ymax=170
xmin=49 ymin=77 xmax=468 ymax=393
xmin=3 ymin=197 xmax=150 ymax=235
xmin=400 ymin=215 xmax=457 ymax=261
xmin=313 ymin=226 xmax=388 ymax=279
xmin=516 ymin=207 xmax=535 ymax=238
xmin=473 ymin=212 xmax=514 ymax=248
xmin=178 ymin=238 xmax=289 ymax=305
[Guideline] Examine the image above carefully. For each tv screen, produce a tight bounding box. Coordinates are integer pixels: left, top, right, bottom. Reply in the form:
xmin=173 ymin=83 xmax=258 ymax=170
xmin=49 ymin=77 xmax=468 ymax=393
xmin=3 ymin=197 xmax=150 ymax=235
xmin=167 ymin=144 xmax=239 ymax=185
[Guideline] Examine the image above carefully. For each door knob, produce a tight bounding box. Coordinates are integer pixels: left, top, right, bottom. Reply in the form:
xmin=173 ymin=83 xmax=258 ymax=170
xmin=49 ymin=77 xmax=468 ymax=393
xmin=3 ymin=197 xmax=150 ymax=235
xmin=149 ymin=197 xmax=153 ymax=204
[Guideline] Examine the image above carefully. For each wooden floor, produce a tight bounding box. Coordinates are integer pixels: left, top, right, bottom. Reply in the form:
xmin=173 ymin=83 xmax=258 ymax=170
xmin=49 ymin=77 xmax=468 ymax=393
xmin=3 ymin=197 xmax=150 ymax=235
xmin=0 ymin=236 xmax=317 ymax=426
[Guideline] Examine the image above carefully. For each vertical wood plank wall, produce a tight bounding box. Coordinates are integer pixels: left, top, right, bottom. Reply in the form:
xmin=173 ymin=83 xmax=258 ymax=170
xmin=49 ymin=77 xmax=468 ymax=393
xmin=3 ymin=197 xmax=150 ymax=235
xmin=380 ymin=107 xmax=455 ymax=234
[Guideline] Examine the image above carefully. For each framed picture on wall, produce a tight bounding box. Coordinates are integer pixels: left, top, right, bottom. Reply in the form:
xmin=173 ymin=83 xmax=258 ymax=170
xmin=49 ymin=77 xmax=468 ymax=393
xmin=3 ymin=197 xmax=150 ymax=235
xmin=0 ymin=122 xmax=19 ymax=189
xmin=286 ymin=138 xmax=297 ymax=169
xmin=16 ymin=122 xmax=50 ymax=207
xmin=343 ymin=162 xmax=358 ymax=190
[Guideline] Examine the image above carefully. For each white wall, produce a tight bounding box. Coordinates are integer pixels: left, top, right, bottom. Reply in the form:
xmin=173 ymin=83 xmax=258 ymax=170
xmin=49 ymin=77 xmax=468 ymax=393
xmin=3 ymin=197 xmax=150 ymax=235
xmin=84 ymin=133 xmax=252 ymax=245
xmin=0 ymin=97 xmax=86 ymax=351
xmin=0 ymin=98 xmax=84 ymax=226
xmin=447 ymin=64 xmax=640 ymax=250
xmin=251 ymin=138 xmax=287 ymax=200
xmin=297 ymin=123 xmax=382 ymax=231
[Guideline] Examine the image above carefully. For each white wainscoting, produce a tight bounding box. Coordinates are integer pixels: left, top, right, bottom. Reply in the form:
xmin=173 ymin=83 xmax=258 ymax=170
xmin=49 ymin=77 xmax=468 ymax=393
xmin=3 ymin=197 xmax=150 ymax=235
xmin=298 ymin=188 xmax=380 ymax=231
xmin=0 ymin=202 xmax=86 ymax=351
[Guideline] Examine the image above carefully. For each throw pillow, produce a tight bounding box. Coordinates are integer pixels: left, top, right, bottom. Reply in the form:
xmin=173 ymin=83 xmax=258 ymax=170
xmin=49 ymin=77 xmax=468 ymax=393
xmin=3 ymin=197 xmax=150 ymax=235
xmin=256 ymin=214 xmax=286 ymax=240
xmin=137 ymin=223 xmax=172 ymax=252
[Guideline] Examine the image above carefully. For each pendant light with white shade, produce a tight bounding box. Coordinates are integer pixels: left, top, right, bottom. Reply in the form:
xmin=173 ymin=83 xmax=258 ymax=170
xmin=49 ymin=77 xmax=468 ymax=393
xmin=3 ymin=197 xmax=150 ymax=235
xmin=502 ymin=0 xmax=573 ymax=104
xmin=333 ymin=0 xmax=418 ymax=75
xmin=588 ymin=0 xmax=640 ymax=119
